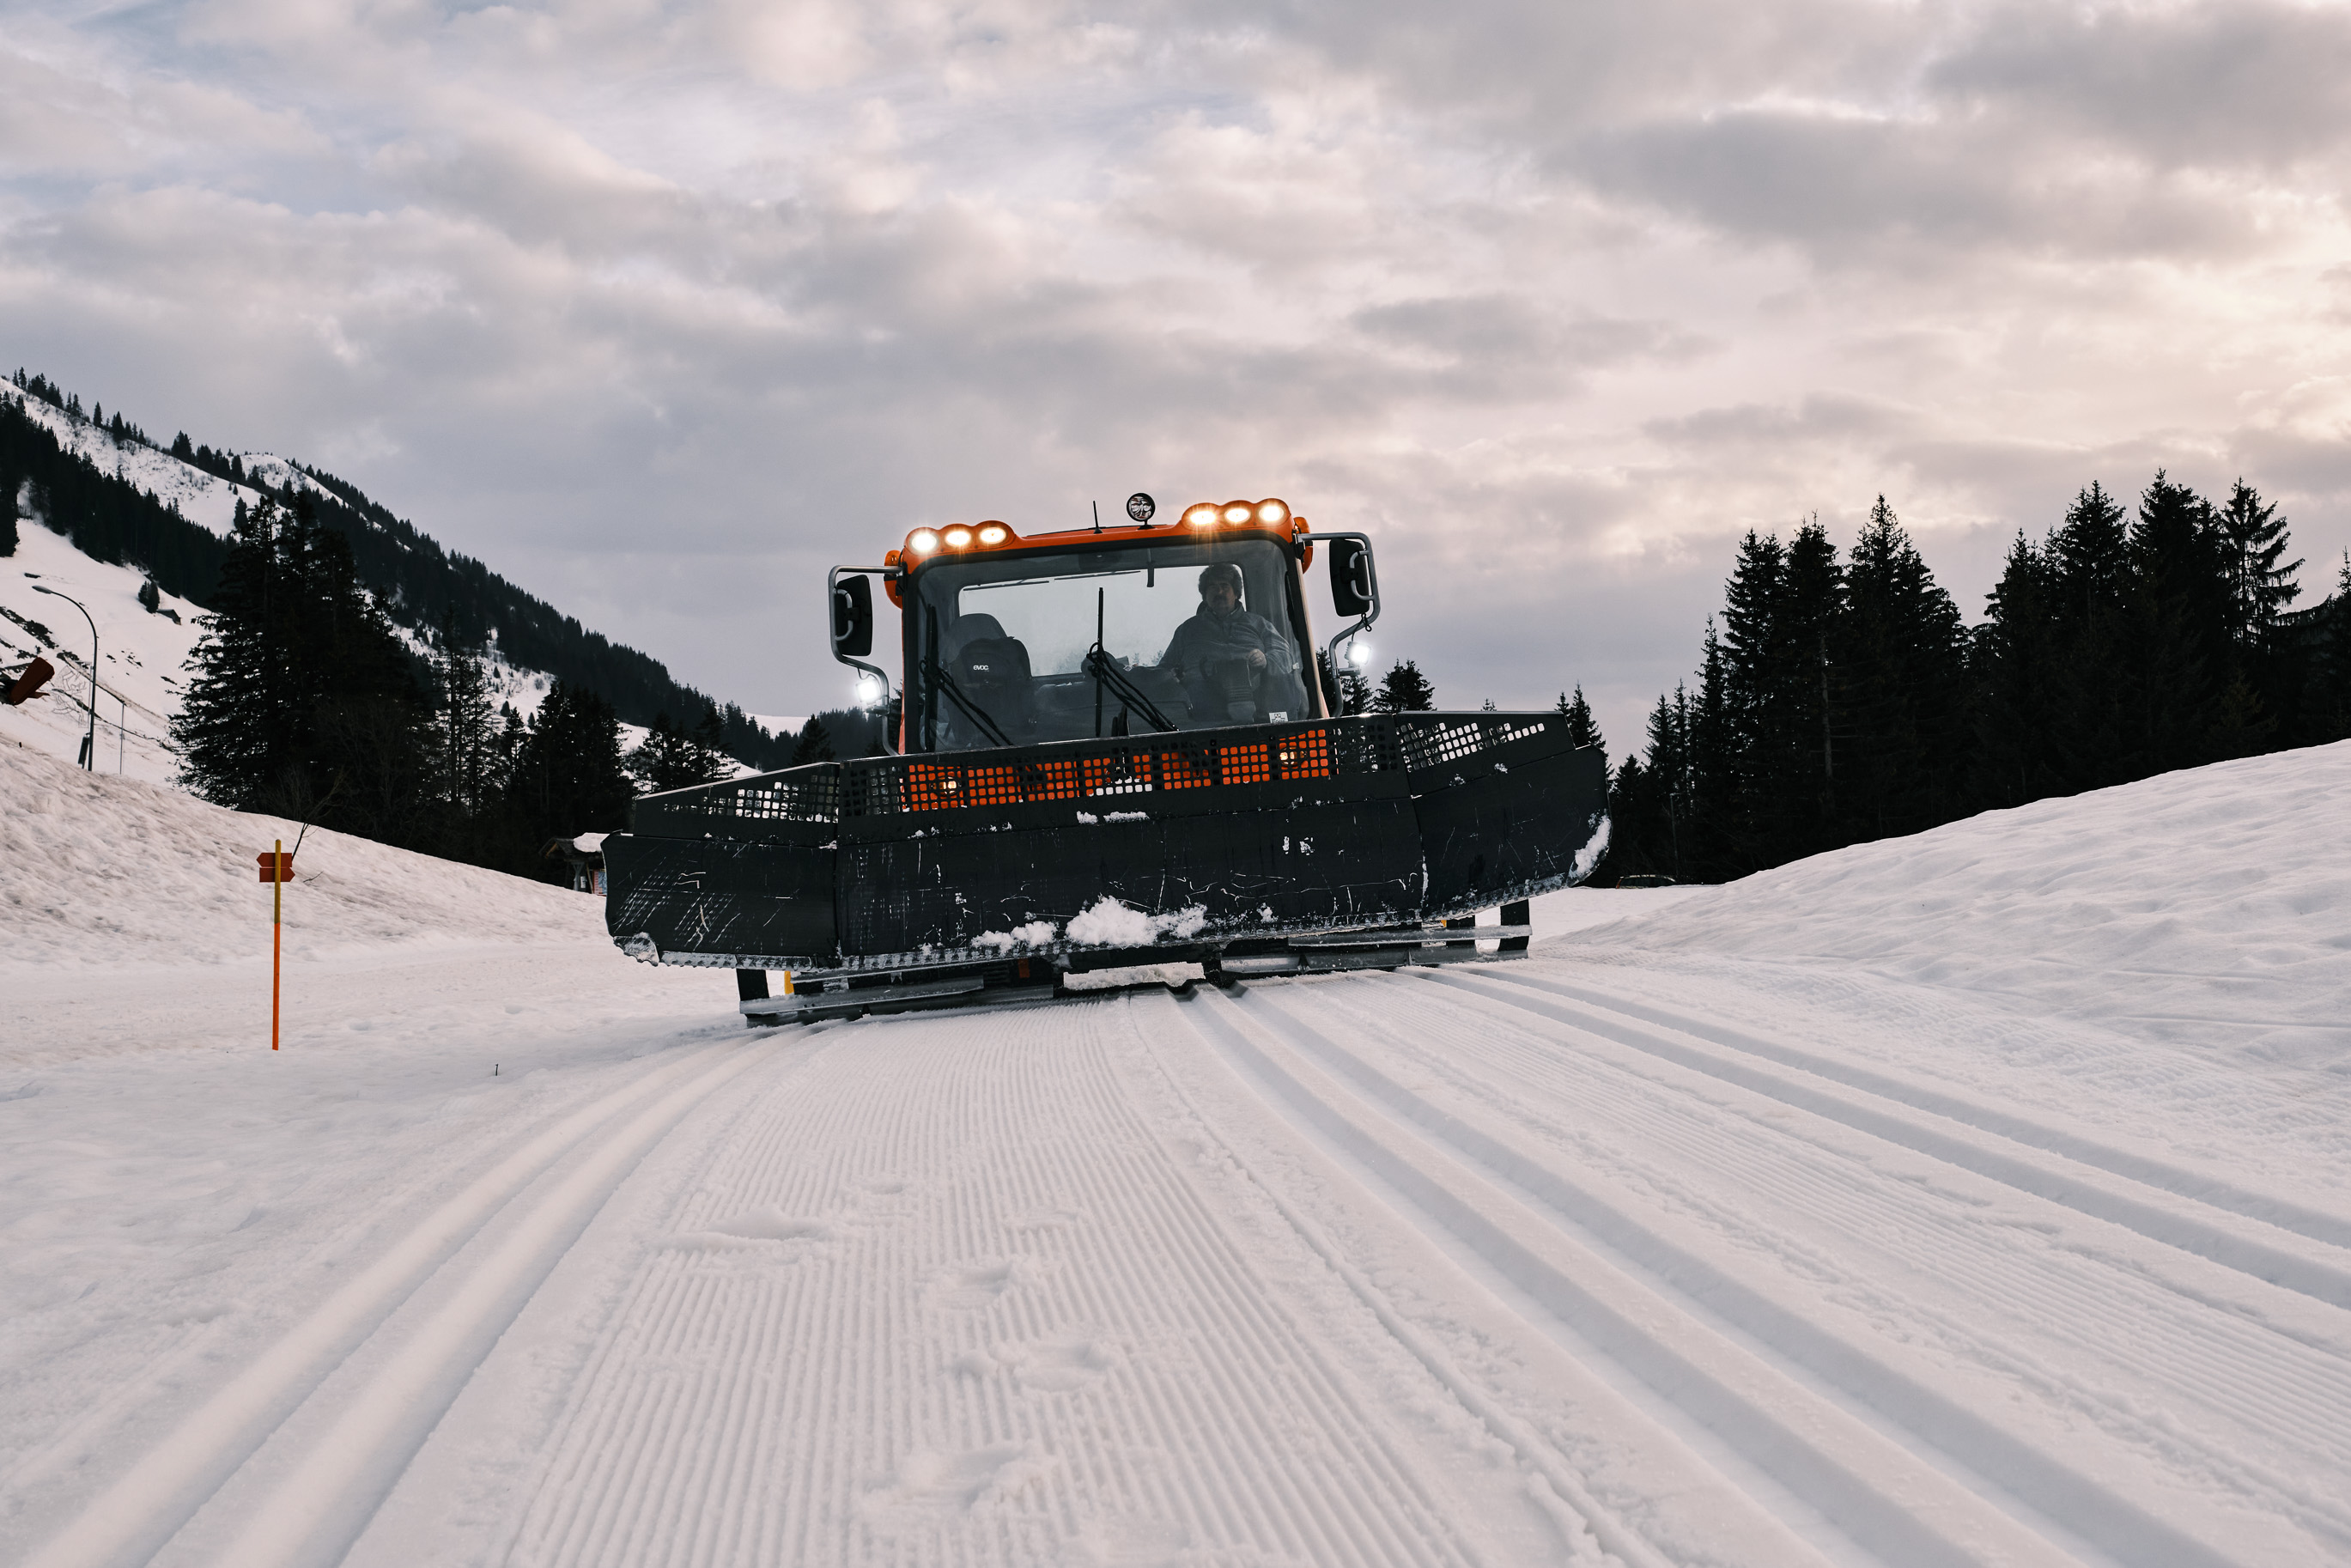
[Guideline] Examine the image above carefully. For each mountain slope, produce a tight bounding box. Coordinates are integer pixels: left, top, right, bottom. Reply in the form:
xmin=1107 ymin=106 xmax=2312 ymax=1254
xmin=3 ymin=375 xmax=793 ymax=768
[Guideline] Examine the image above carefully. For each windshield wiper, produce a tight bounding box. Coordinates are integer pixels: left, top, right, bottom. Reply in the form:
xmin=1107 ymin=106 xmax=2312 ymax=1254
xmin=921 ymin=629 xmax=1014 ymax=750
xmin=1084 ymin=646 xmax=1176 ymax=734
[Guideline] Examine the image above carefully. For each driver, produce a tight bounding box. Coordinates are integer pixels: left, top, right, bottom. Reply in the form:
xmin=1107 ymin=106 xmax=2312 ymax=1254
xmin=1161 ymin=563 xmax=1299 ymax=721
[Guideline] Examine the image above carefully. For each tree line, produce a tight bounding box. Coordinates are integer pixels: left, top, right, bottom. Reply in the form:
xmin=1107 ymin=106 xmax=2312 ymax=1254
xmin=165 ymin=492 xmax=847 ymax=877
xmin=1592 ymin=479 xmax=2351 ymax=884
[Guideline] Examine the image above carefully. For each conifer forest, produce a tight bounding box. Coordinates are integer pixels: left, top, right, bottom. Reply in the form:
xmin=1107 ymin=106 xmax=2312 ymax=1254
xmin=1595 ymin=483 xmax=2351 ymax=884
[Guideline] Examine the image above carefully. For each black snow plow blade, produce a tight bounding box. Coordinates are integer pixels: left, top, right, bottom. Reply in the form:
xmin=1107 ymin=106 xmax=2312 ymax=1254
xmin=604 ymin=712 xmax=1607 ymax=981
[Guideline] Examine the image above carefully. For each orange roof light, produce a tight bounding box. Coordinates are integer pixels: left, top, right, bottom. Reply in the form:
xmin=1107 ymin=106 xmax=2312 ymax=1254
xmin=1180 ymin=498 xmax=1290 ymax=530
xmin=902 ymin=520 xmax=1023 ymax=562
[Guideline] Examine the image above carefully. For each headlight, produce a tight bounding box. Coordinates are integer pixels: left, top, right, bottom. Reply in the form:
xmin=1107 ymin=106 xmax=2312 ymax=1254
xmin=1184 ymin=504 xmax=1220 ymax=527
xmin=943 ymin=526 xmax=974 ymax=548
xmin=1256 ymin=499 xmax=1288 ymax=525
xmin=1349 ymin=639 xmax=1374 ymax=666
xmin=1222 ymin=502 xmax=1252 ymax=525
xmin=978 ymin=524 xmax=1007 ymax=544
xmin=909 ymin=529 xmax=940 ymax=555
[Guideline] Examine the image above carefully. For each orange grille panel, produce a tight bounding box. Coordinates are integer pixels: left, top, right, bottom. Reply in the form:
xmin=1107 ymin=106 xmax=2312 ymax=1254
xmin=902 ymin=726 xmax=1344 ymax=811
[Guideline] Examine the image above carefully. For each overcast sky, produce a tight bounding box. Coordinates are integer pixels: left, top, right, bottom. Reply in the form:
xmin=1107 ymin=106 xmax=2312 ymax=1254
xmin=7 ymin=0 xmax=2351 ymax=750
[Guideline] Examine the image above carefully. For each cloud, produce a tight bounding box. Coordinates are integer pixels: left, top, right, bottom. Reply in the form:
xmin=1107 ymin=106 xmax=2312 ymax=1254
xmin=3 ymin=0 xmax=2348 ymax=753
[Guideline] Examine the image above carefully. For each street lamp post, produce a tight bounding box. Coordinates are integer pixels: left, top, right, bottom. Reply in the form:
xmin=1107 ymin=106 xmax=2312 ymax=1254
xmin=31 ymin=584 xmax=99 ymax=770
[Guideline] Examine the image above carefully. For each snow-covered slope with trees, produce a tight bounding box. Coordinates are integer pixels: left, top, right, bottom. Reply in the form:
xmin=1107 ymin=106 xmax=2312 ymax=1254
xmin=2 ymin=392 xmax=563 ymax=775
xmin=5 ymin=734 xmax=2348 ymax=1565
xmin=3 ymin=377 xmax=794 ymax=786
xmin=2 ymin=507 xmax=204 ymax=783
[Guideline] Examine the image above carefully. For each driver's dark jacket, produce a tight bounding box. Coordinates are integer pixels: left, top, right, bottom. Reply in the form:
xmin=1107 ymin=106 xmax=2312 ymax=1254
xmin=1159 ymin=606 xmax=1298 ymax=679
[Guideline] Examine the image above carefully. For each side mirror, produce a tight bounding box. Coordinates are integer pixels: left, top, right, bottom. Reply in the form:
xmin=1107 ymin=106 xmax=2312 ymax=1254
xmin=1329 ymin=538 xmax=1375 ymax=617
xmin=831 ymin=574 xmax=873 ymax=658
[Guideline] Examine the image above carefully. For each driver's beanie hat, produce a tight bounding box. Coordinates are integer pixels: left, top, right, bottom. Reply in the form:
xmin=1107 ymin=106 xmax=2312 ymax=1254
xmin=1198 ymin=562 xmax=1242 ymax=598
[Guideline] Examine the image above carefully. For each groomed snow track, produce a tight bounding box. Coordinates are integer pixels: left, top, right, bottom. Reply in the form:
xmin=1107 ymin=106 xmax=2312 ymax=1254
xmin=18 ymin=956 xmax=2348 ymax=1568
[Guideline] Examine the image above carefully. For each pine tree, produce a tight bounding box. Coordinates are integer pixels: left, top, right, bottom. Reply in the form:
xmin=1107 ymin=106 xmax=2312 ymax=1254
xmin=432 ymin=610 xmax=496 ymax=816
xmin=173 ymin=498 xmax=304 ymax=809
xmin=1833 ymin=497 xmax=1969 ymax=842
xmin=2310 ymin=552 xmax=2351 ymax=742
xmin=1373 ymin=659 xmax=1436 ymax=713
xmin=1715 ymin=524 xmax=1842 ymax=868
xmin=2214 ymin=479 xmax=2300 ymax=646
xmin=792 ymin=715 xmax=836 ymax=765
xmin=0 ymin=466 xmax=16 ymax=557
xmin=627 ymin=712 xmax=688 ymax=793
xmin=1556 ymin=685 xmax=1604 ymax=752
xmin=2129 ymin=471 xmax=2239 ymax=770
xmin=508 ymin=680 xmax=631 ymax=872
xmin=1685 ymin=620 xmax=1734 ymax=881
xmin=173 ymin=493 xmax=428 ymax=832
xmin=688 ymin=703 xmax=732 ymax=782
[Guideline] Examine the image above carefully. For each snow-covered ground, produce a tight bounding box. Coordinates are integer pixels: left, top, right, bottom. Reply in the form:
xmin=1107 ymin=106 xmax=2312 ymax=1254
xmin=4 ymin=733 xmax=2348 ymax=1566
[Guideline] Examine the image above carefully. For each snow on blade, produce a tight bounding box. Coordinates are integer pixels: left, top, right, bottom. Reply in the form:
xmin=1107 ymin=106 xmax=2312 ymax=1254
xmin=970 ymin=919 xmax=1058 ymax=951
xmin=1570 ymin=812 xmax=1611 ymax=882
xmin=1065 ymin=895 xmax=1208 ymax=945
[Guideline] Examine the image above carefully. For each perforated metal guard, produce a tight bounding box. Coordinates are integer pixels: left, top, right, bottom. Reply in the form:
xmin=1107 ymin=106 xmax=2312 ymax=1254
xmin=630 ymin=712 xmax=1558 ymax=836
xmin=636 ymin=764 xmax=839 ymax=827
xmin=839 ymin=720 xmax=1398 ymax=820
xmin=1391 ymin=713 xmax=1554 ymax=771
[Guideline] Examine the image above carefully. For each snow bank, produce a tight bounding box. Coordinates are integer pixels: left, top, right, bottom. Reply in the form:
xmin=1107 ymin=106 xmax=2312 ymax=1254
xmin=0 ymin=737 xmax=602 ymax=972
xmin=1557 ymin=740 xmax=2351 ymax=1067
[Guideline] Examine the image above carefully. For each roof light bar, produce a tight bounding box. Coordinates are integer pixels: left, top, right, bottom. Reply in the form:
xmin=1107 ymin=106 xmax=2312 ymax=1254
xmin=1180 ymin=497 xmax=1291 ymax=529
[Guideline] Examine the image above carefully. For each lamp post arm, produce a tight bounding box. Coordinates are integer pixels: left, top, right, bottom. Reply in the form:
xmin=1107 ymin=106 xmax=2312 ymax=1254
xmin=31 ymin=585 xmax=99 ymax=769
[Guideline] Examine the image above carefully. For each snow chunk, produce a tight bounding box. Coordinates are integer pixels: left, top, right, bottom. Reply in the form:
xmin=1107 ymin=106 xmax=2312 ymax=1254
xmin=1066 ymin=897 xmax=1208 ymax=946
xmin=1105 ymin=811 xmax=1149 ymax=822
xmin=1570 ymin=815 xmax=1612 ymax=882
xmin=970 ymin=920 xmax=1058 ymax=951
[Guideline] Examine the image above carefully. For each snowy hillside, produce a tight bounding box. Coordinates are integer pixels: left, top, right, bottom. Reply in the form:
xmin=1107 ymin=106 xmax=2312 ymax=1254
xmin=4 ymin=387 xmax=787 ymax=780
xmin=2 ymin=514 xmax=204 ymax=783
xmin=4 ymin=737 xmax=2348 ymax=1566
xmin=5 ymin=390 xmax=266 ymax=538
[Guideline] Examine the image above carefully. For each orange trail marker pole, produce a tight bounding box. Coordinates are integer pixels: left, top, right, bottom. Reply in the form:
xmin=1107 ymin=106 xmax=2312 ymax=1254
xmin=271 ymin=838 xmax=282 ymax=1050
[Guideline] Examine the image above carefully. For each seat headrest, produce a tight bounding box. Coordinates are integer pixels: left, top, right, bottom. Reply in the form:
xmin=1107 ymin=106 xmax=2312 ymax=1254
xmin=948 ymin=613 xmax=1007 ymax=654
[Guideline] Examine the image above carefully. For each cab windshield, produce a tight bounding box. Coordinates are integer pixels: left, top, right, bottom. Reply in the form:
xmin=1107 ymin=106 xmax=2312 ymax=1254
xmin=903 ymin=535 xmax=1315 ymax=752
